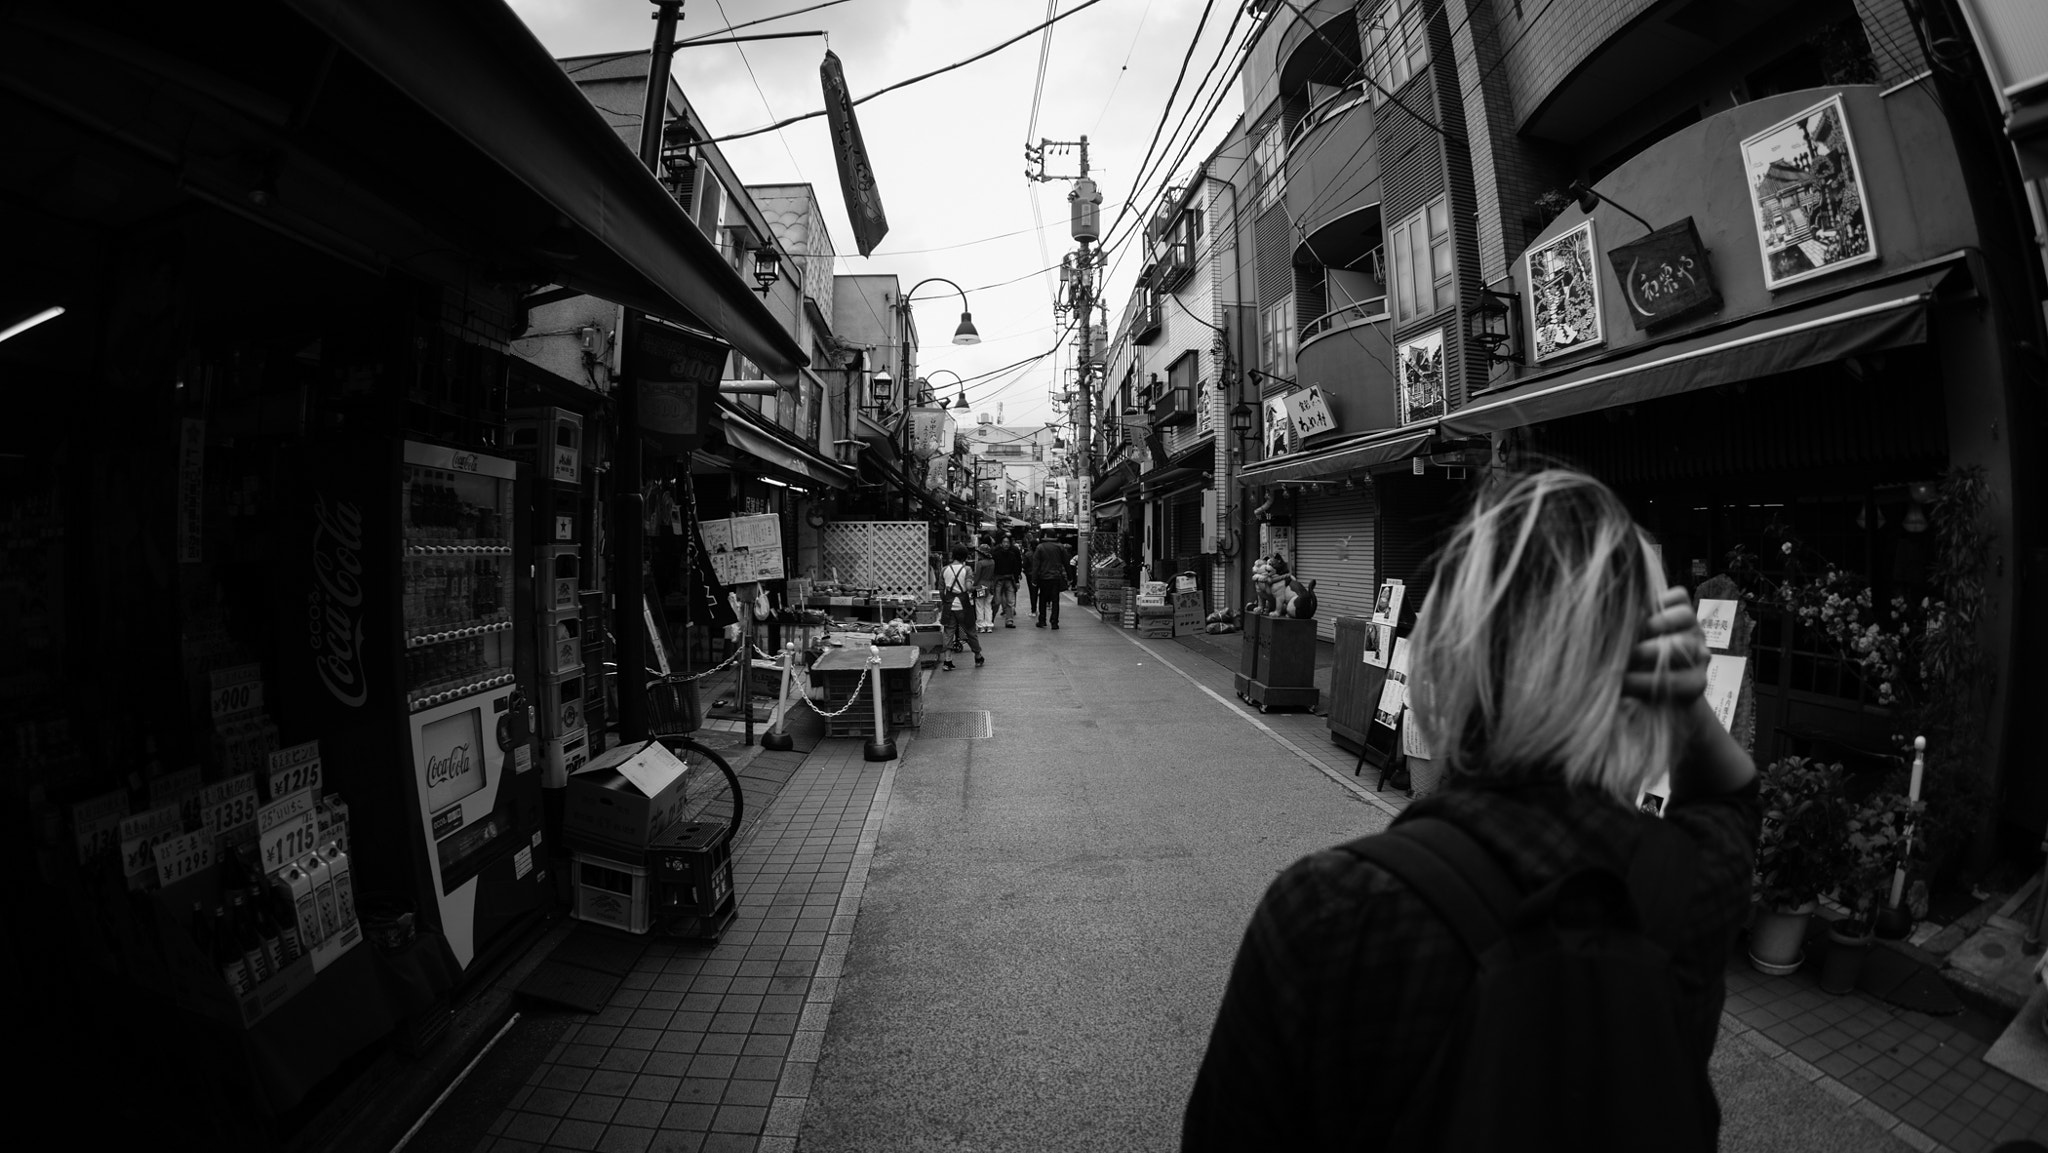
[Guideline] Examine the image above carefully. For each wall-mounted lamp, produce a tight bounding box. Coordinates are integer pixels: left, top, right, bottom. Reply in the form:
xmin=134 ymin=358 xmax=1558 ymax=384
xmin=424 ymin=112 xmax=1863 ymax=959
xmin=1230 ymin=399 xmax=1256 ymax=442
xmin=1467 ymin=286 xmax=1523 ymax=366
xmin=752 ymin=245 xmax=783 ymax=296
xmin=868 ymin=367 xmax=894 ymax=410
xmin=1567 ymin=180 xmax=1655 ymax=235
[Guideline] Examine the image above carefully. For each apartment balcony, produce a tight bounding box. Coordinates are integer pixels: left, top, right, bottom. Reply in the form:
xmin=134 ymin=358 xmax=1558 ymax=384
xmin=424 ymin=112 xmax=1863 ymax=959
xmin=1277 ymin=0 xmax=1361 ymax=95
xmin=1150 ymin=384 xmax=1197 ymax=428
xmin=1284 ymin=87 xmax=1378 ymax=244
xmin=1297 ymin=298 xmax=1398 ymax=434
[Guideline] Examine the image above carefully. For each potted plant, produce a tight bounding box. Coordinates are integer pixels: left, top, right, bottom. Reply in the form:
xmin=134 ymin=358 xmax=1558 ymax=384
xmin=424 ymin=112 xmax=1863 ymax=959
xmin=1750 ymin=757 xmax=1850 ymax=976
xmin=1819 ymin=789 xmax=1920 ymax=994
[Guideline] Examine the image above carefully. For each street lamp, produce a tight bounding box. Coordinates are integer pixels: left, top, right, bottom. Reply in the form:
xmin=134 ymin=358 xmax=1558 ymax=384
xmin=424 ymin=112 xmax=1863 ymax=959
xmin=868 ymin=367 xmax=894 ymax=410
xmin=925 ymin=368 xmax=968 ymax=412
xmin=897 ymin=277 xmax=980 ymax=388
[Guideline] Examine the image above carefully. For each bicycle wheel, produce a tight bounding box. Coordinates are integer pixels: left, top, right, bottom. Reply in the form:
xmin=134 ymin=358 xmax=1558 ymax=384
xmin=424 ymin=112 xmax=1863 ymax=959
xmin=652 ymin=735 xmax=743 ymax=854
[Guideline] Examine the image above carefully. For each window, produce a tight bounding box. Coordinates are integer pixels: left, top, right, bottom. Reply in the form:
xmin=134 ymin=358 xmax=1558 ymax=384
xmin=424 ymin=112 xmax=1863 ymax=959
xmin=1389 ymin=196 xmax=1454 ymax=326
xmin=1256 ymin=122 xmax=1286 ymax=210
xmin=1259 ymin=296 xmax=1296 ymax=379
xmin=1363 ymin=0 xmax=1430 ymax=102
xmin=1168 ymin=350 xmax=1198 ymax=396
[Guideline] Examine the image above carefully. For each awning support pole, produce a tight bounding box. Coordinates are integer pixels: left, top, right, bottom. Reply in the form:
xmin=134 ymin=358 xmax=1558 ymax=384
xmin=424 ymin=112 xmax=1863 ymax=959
xmin=614 ymin=0 xmax=685 ymax=743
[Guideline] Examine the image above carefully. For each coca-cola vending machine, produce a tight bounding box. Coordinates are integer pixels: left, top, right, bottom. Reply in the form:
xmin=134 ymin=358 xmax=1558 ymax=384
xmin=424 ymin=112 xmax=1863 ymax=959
xmin=286 ymin=437 xmax=547 ymax=973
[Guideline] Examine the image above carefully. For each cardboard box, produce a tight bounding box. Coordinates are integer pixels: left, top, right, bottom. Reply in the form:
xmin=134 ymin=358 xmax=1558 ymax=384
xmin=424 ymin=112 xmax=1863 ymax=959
xmin=563 ymin=739 xmax=690 ymax=851
xmin=572 ymin=847 xmax=651 ymax=934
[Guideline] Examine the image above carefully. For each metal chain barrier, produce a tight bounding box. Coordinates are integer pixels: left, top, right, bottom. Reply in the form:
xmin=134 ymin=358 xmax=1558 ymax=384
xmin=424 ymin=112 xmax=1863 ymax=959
xmin=792 ymin=664 xmax=871 ymax=718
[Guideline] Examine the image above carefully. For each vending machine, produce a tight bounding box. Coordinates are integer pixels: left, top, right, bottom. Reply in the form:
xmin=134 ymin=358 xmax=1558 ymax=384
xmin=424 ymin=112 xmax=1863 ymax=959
xmin=283 ymin=437 xmax=548 ymax=974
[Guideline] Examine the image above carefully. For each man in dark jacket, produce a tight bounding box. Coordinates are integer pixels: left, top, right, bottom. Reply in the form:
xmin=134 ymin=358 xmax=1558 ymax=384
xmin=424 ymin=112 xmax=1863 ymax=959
xmin=1029 ymin=535 xmax=1071 ymax=629
xmin=991 ymin=534 xmax=1024 ymax=628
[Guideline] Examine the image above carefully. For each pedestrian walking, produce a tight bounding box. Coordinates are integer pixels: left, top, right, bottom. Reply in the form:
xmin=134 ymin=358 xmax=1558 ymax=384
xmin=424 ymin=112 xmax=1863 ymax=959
xmin=992 ymin=533 xmax=1023 ymax=627
xmin=1029 ymin=533 xmax=1071 ymax=629
xmin=973 ymin=541 xmax=996 ymax=633
xmin=1021 ymin=532 xmax=1041 ymax=619
xmin=937 ymin=545 xmax=983 ymax=669
xmin=1183 ymin=468 xmax=1758 ymax=1153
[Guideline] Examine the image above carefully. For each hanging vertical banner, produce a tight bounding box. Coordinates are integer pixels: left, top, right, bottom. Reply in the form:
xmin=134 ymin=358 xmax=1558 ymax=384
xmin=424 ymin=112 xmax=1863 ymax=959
xmin=820 ymin=51 xmax=890 ymax=256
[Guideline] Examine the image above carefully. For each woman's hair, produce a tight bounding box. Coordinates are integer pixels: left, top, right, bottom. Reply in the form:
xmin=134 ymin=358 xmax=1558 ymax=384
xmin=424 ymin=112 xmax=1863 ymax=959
xmin=950 ymin=544 xmax=969 ymax=561
xmin=1408 ymin=468 xmax=1675 ymax=802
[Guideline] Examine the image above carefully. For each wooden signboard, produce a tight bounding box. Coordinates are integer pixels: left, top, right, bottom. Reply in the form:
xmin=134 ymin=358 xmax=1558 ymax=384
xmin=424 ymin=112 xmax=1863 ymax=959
xmin=1605 ymin=218 xmax=1721 ymax=330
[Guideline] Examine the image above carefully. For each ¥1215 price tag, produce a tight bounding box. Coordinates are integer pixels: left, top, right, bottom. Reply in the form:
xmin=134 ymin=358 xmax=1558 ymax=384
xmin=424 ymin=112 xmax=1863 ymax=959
xmin=153 ymin=831 xmax=216 ymax=887
xmin=200 ymin=774 xmax=259 ymax=839
xmin=267 ymin=740 xmax=322 ymax=800
xmin=258 ymin=788 xmax=320 ymax=873
xmin=209 ymin=663 xmax=265 ymax=721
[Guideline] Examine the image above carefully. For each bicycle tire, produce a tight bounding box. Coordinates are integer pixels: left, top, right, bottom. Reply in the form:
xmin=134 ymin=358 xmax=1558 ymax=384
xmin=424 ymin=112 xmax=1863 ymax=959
xmin=652 ymin=736 xmax=743 ymax=854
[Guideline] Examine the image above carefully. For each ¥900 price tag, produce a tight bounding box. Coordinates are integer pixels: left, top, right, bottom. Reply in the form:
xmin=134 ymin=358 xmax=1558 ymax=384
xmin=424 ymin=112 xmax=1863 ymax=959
xmin=209 ymin=664 xmax=264 ymax=720
xmin=153 ymin=831 xmax=216 ymax=887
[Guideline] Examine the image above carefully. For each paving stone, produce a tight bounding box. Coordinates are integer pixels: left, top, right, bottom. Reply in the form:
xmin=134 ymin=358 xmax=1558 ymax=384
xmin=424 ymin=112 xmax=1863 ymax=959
xmin=675 ymin=1078 xmax=726 ymax=1103
xmin=598 ymin=1048 xmax=651 ymax=1073
xmin=698 ymin=1133 xmax=759 ymax=1153
xmin=723 ymin=1079 xmax=776 ymax=1107
xmin=662 ymin=1101 xmax=719 ymax=1131
xmin=711 ymin=1104 xmax=769 ymax=1134
xmin=733 ymin=1055 xmax=784 ymax=1082
xmin=689 ymin=1053 xmax=741 ymax=1079
xmin=641 ymin=1052 xmax=695 ymax=1078
xmin=654 ymin=1031 xmax=705 ymax=1055
xmin=542 ymin=1065 xmax=595 ymax=1093
xmin=609 ymin=1098 xmax=670 ymax=1129
xmin=566 ymin=1094 xmax=621 ymax=1123
xmin=501 ymin=1113 xmax=558 ymax=1144
xmin=584 ymin=1070 xmax=637 ymax=1096
xmin=742 ymin=1034 xmax=789 ymax=1057
xmin=596 ymin=1125 xmax=656 ymax=1153
xmin=699 ymin=1033 xmax=748 ymax=1055
xmin=523 ymin=1087 xmax=575 ymax=1117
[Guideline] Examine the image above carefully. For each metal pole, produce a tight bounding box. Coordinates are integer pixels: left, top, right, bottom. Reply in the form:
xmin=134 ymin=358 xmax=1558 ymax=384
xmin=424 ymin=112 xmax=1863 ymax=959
xmin=614 ymin=0 xmax=684 ymax=742
xmin=740 ymin=584 xmax=754 ymax=746
xmin=1072 ymin=139 xmax=1093 ymax=606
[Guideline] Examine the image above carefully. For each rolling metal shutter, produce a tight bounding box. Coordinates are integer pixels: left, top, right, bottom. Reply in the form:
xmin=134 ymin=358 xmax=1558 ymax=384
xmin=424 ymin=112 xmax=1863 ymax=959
xmin=1291 ymin=489 xmax=1377 ymax=642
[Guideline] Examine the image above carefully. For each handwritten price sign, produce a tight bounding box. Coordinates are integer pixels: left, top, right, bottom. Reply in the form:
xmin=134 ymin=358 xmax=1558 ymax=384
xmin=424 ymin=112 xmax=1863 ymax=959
xmin=72 ymin=791 xmax=129 ymax=865
xmin=201 ymin=774 xmax=259 ymax=839
xmin=267 ymin=741 xmax=322 ymax=800
xmin=153 ymin=831 xmax=216 ymax=887
xmin=209 ymin=664 xmax=265 ymax=721
xmin=120 ymin=805 xmax=183 ymax=880
xmin=259 ymin=789 xmax=320 ymax=873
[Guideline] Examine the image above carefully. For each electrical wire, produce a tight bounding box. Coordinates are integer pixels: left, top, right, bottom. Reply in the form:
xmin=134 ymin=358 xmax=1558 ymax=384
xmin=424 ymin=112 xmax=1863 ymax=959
xmin=696 ymin=0 xmax=1115 ymax=146
xmin=1096 ymin=0 xmax=1224 ymax=258
xmin=675 ymin=0 xmax=855 ymax=45
xmin=712 ymin=0 xmax=811 ymax=182
xmin=1089 ymin=0 xmax=1156 ymax=135
xmin=765 ymin=220 xmax=1066 ymax=259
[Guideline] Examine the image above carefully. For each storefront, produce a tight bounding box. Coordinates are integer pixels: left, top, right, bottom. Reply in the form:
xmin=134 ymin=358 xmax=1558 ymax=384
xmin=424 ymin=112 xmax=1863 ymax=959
xmin=1456 ymin=83 xmax=2035 ymax=824
xmin=1290 ymin=488 xmax=1378 ymax=641
xmin=1 ymin=0 xmax=805 ymax=1141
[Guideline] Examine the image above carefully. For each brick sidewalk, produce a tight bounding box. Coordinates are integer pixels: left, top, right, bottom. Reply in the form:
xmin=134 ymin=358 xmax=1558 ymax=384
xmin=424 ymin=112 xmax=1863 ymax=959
xmin=475 ymin=738 xmax=898 ymax=1153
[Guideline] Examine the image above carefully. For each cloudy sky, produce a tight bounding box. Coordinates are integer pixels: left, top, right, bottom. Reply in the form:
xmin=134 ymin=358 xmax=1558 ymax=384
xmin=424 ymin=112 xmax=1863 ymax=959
xmin=506 ymin=0 xmax=1245 ymax=429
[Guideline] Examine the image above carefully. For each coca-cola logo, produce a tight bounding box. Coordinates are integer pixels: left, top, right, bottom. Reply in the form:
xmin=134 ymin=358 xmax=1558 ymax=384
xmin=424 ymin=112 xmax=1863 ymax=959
xmin=308 ymin=492 xmax=369 ymax=708
xmin=425 ymin=743 xmax=473 ymax=790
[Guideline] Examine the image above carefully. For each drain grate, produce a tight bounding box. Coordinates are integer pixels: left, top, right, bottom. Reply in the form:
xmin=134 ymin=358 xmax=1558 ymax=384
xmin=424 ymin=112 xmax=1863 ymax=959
xmin=918 ymin=710 xmax=993 ymax=738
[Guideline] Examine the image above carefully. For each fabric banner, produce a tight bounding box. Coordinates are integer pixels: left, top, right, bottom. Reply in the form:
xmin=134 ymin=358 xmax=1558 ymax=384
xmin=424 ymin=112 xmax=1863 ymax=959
xmin=820 ymin=51 xmax=890 ymax=256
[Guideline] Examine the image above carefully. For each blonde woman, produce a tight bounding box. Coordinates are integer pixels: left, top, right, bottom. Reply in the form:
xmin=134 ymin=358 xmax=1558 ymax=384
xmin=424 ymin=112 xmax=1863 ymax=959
xmin=1183 ymin=468 xmax=1758 ymax=1152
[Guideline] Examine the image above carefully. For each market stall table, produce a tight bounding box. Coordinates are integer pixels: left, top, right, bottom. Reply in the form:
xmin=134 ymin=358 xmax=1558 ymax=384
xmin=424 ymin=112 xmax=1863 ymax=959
xmin=809 ymin=644 xmax=924 ymax=738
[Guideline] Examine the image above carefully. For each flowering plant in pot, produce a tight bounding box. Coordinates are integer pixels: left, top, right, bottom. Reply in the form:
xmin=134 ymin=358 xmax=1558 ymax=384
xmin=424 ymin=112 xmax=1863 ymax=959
xmin=1750 ymin=756 xmax=1851 ymax=975
xmin=1819 ymin=789 xmax=1922 ymax=993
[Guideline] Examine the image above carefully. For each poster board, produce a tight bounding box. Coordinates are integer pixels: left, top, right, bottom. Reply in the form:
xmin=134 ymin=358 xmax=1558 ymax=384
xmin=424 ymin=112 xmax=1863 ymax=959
xmin=1171 ymin=589 xmax=1205 ymax=636
xmin=1637 ymin=592 xmax=1750 ymax=816
xmin=1374 ymin=639 xmax=1410 ymax=730
xmin=702 ymin=514 xmax=785 ymax=585
xmin=1372 ymin=579 xmax=1405 ymax=626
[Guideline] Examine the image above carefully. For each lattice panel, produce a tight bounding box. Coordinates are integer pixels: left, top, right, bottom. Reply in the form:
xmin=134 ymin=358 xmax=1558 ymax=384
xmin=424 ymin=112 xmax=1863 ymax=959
xmin=819 ymin=521 xmax=929 ymax=595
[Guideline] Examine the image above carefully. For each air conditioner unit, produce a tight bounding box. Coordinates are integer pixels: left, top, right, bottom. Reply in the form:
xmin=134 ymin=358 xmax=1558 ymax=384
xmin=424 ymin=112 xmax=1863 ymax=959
xmin=978 ymin=413 xmax=993 ymax=425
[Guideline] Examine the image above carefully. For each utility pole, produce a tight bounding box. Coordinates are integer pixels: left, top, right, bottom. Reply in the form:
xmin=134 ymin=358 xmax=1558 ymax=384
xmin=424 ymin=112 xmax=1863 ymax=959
xmin=1029 ymin=135 xmax=1101 ymax=600
xmin=615 ymin=0 xmax=685 ymax=741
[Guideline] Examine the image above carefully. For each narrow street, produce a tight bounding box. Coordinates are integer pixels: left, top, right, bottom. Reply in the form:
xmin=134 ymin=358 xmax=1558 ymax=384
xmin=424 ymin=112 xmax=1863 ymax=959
xmin=426 ymin=600 xmax=2048 ymax=1153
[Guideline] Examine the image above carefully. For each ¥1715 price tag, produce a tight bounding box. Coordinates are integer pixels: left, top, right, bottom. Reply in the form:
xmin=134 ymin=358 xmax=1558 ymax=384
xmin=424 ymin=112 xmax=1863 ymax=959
xmin=153 ymin=831 xmax=216 ymax=887
xmin=209 ymin=664 xmax=264 ymax=721
xmin=201 ymin=774 xmax=259 ymax=839
xmin=260 ymin=810 xmax=319 ymax=874
xmin=267 ymin=740 xmax=322 ymax=800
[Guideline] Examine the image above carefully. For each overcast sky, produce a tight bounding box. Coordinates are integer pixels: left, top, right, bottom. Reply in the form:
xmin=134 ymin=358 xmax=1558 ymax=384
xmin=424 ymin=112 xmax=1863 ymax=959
xmin=506 ymin=0 xmax=1243 ymax=429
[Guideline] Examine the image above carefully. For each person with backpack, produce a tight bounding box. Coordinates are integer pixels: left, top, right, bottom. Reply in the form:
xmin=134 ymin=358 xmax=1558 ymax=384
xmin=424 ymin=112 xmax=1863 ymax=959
xmin=936 ymin=544 xmax=983 ymax=669
xmin=1029 ymin=533 xmax=1072 ymax=629
xmin=1182 ymin=468 xmax=1758 ymax=1153
xmin=991 ymin=534 xmax=1024 ymax=628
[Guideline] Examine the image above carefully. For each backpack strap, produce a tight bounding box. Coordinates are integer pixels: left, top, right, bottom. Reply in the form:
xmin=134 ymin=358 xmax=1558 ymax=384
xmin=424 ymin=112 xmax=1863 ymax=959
xmin=1341 ymin=818 xmax=1522 ymax=961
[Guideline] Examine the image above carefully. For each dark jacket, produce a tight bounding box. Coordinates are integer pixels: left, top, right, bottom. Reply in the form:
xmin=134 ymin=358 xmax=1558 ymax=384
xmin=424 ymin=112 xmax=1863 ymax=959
xmin=992 ymin=543 xmax=1024 ymax=579
xmin=1182 ymin=775 xmax=1761 ymax=1151
xmin=1029 ymin=541 xmax=1071 ymax=588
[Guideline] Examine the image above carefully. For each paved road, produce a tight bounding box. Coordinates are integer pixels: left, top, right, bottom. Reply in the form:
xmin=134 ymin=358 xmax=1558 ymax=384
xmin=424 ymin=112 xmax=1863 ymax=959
xmin=801 ymin=603 xmax=1387 ymax=1152
xmin=802 ymin=600 xmax=1921 ymax=1153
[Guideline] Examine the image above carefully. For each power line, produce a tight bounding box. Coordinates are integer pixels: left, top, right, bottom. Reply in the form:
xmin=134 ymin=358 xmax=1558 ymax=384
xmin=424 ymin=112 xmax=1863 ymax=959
xmin=1089 ymin=0 xmax=1156 ymax=136
xmin=1119 ymin=0 xmax=1253 ymax=221
xmin=1096 ymin=0 xmax=1224 ymax=260
xmin=675 ymin=0 xmax=854 ymax=45
xmin=696 ymin=0 xmax=1115 ymax=146
xmin=712 ymin=0 xmax=811 ymax=182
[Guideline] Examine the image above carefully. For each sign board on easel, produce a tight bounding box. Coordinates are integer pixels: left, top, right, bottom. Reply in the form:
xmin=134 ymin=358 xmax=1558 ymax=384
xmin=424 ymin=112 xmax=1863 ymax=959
xmin=1374 ymin=639 xmax=1410 ymax=730
xmin=1638 ymin=593 xmax=1748 ymax=816
xmin=1372 ymin=579 xmax=1405 ymax=626
xmin=702 ymin=514 xmax=785 ymax=585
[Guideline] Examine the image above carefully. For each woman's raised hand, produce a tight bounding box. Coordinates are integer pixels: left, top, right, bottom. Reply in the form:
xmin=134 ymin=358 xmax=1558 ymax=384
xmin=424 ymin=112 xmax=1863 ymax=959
xmin=1623 ymin=586 xmax=1709 ymax=705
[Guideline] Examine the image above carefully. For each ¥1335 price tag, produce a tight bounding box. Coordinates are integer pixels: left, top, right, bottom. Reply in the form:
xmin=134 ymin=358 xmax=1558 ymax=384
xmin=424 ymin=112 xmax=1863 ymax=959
xmin=258 ymin=788 xmax=320 ymax=874
xmin=200 ymin=774 xmax=259 ymax=839
xmin=153 ymin=831 xmax=216 ymax=887
xmin=267 ymin=740 xmax=322 ymax=800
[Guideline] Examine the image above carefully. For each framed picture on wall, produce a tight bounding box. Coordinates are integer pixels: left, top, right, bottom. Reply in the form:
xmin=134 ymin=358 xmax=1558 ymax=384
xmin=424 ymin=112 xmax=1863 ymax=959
xmin=1526 ymin=219 xmax=1603 ymax=362
xmin=1263 ymin=395 xmax=1292 ymax=459
xmin=1740 ymin=94 xmax=1877 ymax=290
xmin=1395 ymin=328 xmax=1446 ymax=426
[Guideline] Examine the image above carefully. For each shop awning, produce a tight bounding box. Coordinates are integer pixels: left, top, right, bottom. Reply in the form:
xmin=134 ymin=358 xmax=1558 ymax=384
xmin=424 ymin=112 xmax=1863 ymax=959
xmin=1092 ymin=498 xmax=1126 ymax=522
xmin=1093 ymin=461 xmax=1138 ymax=502
xmin=718 ymin=410 xmax=854 ymax=490
xmin=282 ymin=0 xmax=808 ymax=376
xmin=1238 ymin=426 xmax=1435 ymax=486
xmin=1438 ymin=261 xmax=1962 ymax=440
xmin=1139 ymin=465 xmax=1211 ymax=500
